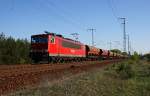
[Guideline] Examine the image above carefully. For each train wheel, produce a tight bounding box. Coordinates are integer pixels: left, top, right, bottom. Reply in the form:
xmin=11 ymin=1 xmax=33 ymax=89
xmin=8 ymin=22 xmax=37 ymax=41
xmin=51 ymin=57 xmax=56 ymax=63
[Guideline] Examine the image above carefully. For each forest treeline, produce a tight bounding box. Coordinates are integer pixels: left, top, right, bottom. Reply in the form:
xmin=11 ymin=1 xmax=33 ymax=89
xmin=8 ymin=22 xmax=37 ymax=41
xmin=0 ymin=32 xmax=31 ymax=64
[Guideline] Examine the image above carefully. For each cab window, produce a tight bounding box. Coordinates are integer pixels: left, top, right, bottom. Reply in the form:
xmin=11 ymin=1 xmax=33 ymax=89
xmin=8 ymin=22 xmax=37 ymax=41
xmin=31 ymin=37 xmax=47 ymax=43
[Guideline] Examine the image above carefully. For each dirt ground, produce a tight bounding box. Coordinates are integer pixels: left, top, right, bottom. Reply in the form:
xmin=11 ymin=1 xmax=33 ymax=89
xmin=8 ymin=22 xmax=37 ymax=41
xmin=0 ymin=60 xmax=122 ymax=95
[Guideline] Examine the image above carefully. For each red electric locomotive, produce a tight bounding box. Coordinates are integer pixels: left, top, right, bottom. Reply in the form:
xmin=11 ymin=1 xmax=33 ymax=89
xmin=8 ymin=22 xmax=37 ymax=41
xmin=30 ymin=32 xmax=86 ymax=63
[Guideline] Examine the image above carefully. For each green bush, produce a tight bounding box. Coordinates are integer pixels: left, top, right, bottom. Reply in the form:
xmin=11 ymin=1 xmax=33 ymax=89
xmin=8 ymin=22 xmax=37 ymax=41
xmin=130 ymin=51 xmax=140 ymax=62
xmin=108 ymin=60 xmax=150 ymax=80
xmin=114 ymin=62 xmax=134 ymax=79
xmin=0 ymin=32 xmax=31 ymax=64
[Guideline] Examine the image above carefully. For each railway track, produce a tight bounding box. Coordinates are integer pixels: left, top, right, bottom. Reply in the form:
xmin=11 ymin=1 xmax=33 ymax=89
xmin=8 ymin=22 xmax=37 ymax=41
xmin=0 ymin=61 xmax=98 ymax=77
xmin=0 ymin=60 xmax=123 ymax=95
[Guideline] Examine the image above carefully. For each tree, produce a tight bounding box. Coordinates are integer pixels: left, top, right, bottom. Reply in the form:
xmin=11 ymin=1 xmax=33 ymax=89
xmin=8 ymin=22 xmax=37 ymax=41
xmin=110 ymin=49 xmax=122 ymax=54
xmin=0 ymin=32 xmax=5 ymax=40
xmin=0 ymin=32 xmax=31 ymax=64
xmin=131 ymin=51 xmax=140 ymax=61
xmin=122 ymin=52 xmax=128 ymax=55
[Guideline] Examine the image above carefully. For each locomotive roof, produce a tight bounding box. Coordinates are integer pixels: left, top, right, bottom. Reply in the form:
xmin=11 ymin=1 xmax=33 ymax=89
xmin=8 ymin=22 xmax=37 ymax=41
xmin=31 ymin=34 xmax=48 ymax=37
xmin=31 ymin=33 xmax=82 ymax=44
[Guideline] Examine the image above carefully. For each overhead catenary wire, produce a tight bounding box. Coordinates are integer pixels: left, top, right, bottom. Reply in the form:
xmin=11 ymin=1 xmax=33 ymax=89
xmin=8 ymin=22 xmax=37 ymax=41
xmin=42 ymin=0 xmax=86 ymax=31
xmin=9 ymin=0 xmax=15 ymax=11
xmin=107 ymin=0 xmax=117 ymax=19
xmin=47 ymin=0 xmax=86 ymax=28
xmin=106 ymin=0 xmax=121 ymax=23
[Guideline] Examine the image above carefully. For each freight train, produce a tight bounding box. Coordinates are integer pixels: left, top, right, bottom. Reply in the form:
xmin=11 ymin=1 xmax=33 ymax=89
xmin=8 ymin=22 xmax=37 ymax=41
xmin=30 ymin=32 xmax=126 ymax=63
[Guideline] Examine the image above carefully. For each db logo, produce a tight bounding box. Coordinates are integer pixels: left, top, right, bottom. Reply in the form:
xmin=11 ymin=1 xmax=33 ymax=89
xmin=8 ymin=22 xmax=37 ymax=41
xmin=71 ymin=49 xmax=75 ymax=53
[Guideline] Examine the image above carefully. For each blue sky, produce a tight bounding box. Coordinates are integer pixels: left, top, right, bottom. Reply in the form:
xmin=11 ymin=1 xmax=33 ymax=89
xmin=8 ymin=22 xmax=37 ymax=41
xmin=0 ymin=0 xmax=150 ymax=54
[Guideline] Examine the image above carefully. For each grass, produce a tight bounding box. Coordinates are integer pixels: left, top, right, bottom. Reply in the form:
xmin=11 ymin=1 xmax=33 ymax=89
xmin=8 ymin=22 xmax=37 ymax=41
xmin=9 ymin=60 xmax=150 ymax=96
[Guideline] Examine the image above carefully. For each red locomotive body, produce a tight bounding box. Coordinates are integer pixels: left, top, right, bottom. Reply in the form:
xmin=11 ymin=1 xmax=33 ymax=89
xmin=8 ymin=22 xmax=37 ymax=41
xmin=30 ymin=33 xmax=86 ymax=63
xmin=30 ymin=34 xmax=49 ymax=62
xmin=48 ymin=34 xmax=86 ymax=58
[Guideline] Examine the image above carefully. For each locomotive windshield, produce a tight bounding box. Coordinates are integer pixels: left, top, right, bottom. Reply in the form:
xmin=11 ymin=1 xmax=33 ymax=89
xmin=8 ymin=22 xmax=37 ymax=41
xmin=31 ymin=37 xmax=48 ymax=43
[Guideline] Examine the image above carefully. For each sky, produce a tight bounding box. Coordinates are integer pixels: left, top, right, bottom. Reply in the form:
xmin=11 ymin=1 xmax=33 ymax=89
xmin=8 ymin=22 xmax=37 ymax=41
xmin=0 ymin=0 xmax=150 ymax=54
